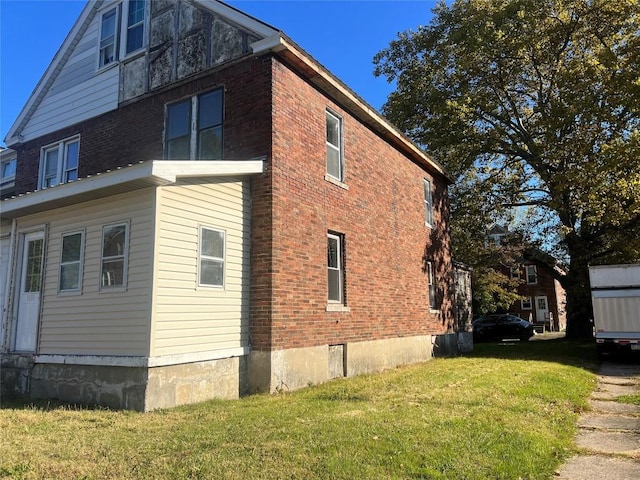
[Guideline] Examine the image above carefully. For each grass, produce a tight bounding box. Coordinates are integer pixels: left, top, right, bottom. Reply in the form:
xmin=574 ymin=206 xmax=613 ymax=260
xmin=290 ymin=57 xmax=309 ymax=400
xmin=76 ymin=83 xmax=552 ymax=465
xmin=1 ymin=338 xmax=598 ymax=480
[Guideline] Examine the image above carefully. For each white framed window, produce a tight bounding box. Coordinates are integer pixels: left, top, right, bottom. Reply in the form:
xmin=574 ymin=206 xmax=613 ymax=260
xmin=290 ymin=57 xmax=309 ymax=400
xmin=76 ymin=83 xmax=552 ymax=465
xmin=327 ymin=233 xmax=345 ymax=304
xmin=525 ymin=265 xmax=538 ymax=284
xmin=199 ymin=227 xmax=225 ymax=287
xmin=427 ymin=261 xmax=437 ymax=310
xmin=326 ymin=110 xmax=343 ymax=182
xmin=1 ymin=156 xmax=16 ymax=188
xmin=424 ymin=179 xmax=433 ymax=227
xmin=510 ymin=266 xmax=520 ymax=280
xmin=39 ymin=137 xmax=79 ymax=189
xmin=100 ymin=222 xmax=129 ymax=290
xmin=165 ymin=89 xmax=224 ymax=160
xmin=521 ymin=296 xmax=532 ymax=310
xmin=59 ymin=230 xmax=85 ymax=292
xmin=98 ymin=1 xmax=146 ymax=69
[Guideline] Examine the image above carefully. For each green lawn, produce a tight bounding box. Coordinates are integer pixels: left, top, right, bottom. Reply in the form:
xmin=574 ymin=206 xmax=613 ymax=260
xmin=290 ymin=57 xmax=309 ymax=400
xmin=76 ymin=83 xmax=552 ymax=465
xmin=1 ymin=338 xmax=597 ymax=480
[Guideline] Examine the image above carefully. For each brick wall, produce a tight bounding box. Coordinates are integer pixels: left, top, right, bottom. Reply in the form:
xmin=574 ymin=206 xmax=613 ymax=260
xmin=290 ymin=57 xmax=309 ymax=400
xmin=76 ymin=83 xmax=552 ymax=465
xmin=251 ymin=58 xmax=455 ymax=351
xmin=12 ymin=57 xmax=273 ymax=194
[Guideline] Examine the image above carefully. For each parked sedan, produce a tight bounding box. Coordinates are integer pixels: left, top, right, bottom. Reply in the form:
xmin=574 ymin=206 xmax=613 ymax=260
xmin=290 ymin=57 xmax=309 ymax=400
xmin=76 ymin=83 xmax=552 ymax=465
xmin=473 ymin=314 xmax=535 ymax=342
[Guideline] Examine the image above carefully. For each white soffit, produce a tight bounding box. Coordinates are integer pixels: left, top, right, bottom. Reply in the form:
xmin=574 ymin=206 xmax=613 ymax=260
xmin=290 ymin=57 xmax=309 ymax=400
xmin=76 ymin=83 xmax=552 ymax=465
xmin=0 ymin=160 xmax=264 ymax=219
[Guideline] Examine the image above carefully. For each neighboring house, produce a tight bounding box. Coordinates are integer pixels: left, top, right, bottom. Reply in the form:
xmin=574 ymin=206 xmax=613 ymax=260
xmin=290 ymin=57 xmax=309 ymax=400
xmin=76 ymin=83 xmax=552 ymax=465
xmin=0 ymin=148 xmax=17 ymax=198
xmin=0 ymin=0 xmax=456 ymax=411
xmin=507 ymin=249 xmax=567 ymax=332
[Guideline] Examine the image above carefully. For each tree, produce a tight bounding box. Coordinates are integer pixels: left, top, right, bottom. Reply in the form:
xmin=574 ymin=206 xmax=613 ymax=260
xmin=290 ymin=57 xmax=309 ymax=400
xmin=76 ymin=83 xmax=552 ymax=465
xmin=374 ymin=0 xmax=640 ymax=337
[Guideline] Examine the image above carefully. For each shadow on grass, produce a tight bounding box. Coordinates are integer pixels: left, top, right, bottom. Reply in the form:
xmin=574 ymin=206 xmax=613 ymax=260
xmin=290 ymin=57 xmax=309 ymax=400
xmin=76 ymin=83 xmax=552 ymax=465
xmin=464 ymin=335 xmax=600 ymax=372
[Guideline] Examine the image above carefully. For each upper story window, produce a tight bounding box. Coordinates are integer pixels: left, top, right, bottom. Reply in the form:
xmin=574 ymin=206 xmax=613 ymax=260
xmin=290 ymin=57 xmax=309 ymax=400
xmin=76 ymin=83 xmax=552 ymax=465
xmin=326 ymin=110 xmax=343 ymax=182
xmin=525 ymin=265 xmax=538 ymax=284
xmin=510 ymin=266 xmax=520 ymax=280
xmin=165 ymin=89 xmax=223 ymax=160
xmin=98 ymin=1 xmax=146 ymax=69
xmin=1 ymin=156 xmax=17 ymax=188
xmin=423 ymin=179 xmax=433 ymax=227
xmin=39 ymin=137 xmax=79 ymax=189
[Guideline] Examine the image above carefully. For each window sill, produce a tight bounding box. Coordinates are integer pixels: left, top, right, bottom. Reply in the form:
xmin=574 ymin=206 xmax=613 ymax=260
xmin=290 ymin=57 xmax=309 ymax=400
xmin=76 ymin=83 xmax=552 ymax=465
xmin=429 ymin=309 xmax=441 ymax=314
xmin=57 ymin=290 xmax=83 ymax=297
xmin=326 ymin=304 xmax=350 ymax=312
xmin=324 ymin=175 xmax=348 ymax=190
xmin=99 ymin=286 xmax=127 ymax=293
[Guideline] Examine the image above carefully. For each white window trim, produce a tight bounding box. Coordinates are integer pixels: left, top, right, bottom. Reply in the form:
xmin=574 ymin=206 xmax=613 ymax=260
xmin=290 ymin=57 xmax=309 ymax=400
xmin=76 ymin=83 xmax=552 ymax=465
xmin=325 ymin=110 xmax=344 ymax=183
xmin=327 ymin=232 xmax=345 ymax=304
xmin=521 ymin=296 xmax=532 ymax=310
xmin=58 ymin=230 xmax=85 ymax=294
xmin=99 ymin=221 xmax=130 ymax=292
xmin=424 ymin=179 xmax=433 ymax=227
xmin=97 ymin=1 xmax=147 ymax=70
xmin=526 ymin=265 xmax=538 ymax=284
xmin=198 ymin=226 xmax=226 ymax=288
xmin=510 ymin=266 xmax=520 ymax=280
xmin=38 ymin=136 xmax=80 ymax=190
xmin=1 ymin=156 xmax=16 ymax=188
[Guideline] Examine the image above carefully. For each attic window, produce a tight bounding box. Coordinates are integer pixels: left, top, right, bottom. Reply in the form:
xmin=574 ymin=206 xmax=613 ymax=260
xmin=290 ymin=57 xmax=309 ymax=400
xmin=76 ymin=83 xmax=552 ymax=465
xmin=98 ymin=1 xmax=146 ymax=68
xmin=1 ymin=156 xmax=16 ymax=188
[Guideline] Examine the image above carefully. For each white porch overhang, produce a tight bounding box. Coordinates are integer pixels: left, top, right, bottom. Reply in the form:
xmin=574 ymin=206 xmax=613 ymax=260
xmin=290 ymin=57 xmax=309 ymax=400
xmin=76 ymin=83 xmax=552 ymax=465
xmin=0 ymin=160 xmax=264 ymax=219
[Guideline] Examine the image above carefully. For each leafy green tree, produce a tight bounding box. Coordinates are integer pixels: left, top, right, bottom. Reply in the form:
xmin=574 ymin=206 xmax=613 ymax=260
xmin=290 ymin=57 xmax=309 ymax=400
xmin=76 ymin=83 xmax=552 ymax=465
xmin=375 ymin=0 xmax=640 ymax=337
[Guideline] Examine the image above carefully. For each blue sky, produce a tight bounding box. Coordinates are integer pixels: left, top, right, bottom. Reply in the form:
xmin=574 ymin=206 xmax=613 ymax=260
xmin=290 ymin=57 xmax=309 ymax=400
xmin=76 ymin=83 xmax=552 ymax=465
xmin=0 ymin=0 xmax=436 ymax=147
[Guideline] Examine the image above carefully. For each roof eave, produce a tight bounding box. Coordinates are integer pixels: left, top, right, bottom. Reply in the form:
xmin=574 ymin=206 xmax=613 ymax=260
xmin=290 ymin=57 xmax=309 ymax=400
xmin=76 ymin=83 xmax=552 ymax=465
xmin=252 ymin=33 xmax=455 ymax=184
xmin=0 ymin=159 xmax=264 ymax=219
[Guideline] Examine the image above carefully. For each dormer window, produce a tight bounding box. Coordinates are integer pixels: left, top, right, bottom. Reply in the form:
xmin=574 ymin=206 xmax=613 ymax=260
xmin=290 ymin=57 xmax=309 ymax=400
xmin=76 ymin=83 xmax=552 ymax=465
xmin=98 ymin=1 xmax=146 ymax=69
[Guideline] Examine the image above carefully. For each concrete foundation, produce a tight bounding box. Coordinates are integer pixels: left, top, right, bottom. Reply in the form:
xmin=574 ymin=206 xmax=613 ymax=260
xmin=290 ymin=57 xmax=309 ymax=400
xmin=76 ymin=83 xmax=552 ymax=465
xmin=1 ymin=354 xmax=246 ymax=411
xmin=248 ymin=335 xmax=437 ymax=394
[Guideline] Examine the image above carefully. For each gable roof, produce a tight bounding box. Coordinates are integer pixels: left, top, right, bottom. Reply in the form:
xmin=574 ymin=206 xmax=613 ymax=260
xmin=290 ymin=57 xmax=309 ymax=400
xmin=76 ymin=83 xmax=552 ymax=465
xmin=5 ymin=0 xmax=452 ymax=183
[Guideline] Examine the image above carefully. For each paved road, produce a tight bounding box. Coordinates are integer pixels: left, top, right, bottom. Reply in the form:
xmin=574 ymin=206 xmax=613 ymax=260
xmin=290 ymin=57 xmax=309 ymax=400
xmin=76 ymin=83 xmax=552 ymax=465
xmin=556 ymin=361 xmax=640 ymax=480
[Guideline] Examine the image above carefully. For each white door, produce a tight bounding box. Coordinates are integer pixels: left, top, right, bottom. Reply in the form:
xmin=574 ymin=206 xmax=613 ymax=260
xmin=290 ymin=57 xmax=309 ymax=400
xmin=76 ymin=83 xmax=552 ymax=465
xmin=535 ymin=296 xmax=548 ymax=324
xmin=14 ymin=231 xmax=45 ymax=352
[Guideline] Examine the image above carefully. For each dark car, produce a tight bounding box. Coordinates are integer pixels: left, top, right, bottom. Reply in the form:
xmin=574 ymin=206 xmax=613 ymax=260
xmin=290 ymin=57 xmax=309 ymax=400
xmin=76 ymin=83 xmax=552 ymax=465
xmin=472 ymin=314 xmax=535 ymax=342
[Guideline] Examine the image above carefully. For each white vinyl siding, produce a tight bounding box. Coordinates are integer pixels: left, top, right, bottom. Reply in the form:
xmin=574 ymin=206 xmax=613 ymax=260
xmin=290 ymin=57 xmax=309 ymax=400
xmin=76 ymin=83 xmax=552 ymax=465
xmin=152 ymin=178 xmax=250 ymax=357
xmin=20 ymin=189 xmax=154 ymax=356
xmin=22 ymin=68 xmax=119 ymax=142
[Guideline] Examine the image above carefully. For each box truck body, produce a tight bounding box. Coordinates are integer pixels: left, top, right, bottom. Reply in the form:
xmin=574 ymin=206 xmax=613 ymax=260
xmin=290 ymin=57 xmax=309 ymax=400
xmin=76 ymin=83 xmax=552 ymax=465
xmin=589 ymin=264 xmax=640 ymax=358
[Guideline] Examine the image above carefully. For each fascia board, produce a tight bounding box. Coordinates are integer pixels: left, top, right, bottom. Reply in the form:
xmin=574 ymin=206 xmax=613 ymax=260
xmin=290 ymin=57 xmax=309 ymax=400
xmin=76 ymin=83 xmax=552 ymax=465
xmin=0 ymin=160 xmax=264 ymax=219
xmin=195 ymin=0 xmax=279 ymax=38
xmin=253 ymin=33 xmax=454 ymax=184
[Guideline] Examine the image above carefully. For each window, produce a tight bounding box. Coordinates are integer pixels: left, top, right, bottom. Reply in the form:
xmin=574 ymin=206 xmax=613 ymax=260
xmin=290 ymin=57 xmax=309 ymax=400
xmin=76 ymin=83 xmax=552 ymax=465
xmin=99 ymin=7 xmax=118 ymax=67
xmin=521 ymin=296 xmax=532 ymax=310
xmin=126 ymin=0 xmax=145 ymax=54
xmin=327 ymin=233 xmax=345 ymax=303
xmin=525 ymin=265 xmax=538 ymax=284
xmin=510 ymin=266 xmax=520 ymax=280
xmin=100 ymin=222 xmax=129 ymax=289
xmin=59 ymin=231 xmax=84 ymax=292
xmin=98 ymin=1 xmax=146 ymax=68
xmin=165 ymin=89 xmax=224 ymax=160
xmin=39 ymin=137 xmax=79 ymax=189
xmin=326 ymin=110 xmax=343 ymax=181
xmin=1 ymin=156 xmax=16 ymax=188
xmin=199 ymin=227 xmax=225 ymax=287
xmin=427 ymin=261 xmax=437 ymax=309
xmin=423 ymin=179 xmax=433 ymax=227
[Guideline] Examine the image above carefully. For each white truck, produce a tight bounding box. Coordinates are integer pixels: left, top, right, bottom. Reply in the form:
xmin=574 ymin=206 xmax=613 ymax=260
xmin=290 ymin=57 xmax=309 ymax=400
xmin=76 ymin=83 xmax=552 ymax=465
xmin=589 ymin=264 xmax=640 ymax=358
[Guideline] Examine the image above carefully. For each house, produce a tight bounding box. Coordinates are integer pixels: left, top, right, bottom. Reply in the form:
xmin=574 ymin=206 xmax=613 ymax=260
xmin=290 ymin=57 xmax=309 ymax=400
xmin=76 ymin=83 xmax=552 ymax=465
xmin=507 ymin=249 xmax=567 ymax=332
xmin=0 ymin=0 xmax=456 ymax=411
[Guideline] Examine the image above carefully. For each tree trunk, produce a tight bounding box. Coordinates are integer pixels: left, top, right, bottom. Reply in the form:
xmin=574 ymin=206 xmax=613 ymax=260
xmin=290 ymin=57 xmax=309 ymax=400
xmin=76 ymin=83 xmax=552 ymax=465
xmin=563 ymin=235 xmax=595 ymax=339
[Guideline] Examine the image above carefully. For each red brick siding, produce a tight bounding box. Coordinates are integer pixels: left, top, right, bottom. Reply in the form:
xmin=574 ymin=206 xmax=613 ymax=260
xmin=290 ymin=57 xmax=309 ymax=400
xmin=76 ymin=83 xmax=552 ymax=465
xmin=262 ymin=58 xmax=454 ymax=350
xmin=12 ymin=57 xmax=273 ymax=193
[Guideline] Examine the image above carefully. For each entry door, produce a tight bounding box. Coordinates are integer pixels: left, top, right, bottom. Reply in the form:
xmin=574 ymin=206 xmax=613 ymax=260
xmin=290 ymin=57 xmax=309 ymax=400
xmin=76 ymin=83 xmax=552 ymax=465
xmin=14 ymin=231 xmax=45 ymax=352
xmin=535 ymin=296 xmax=548 ymax=324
